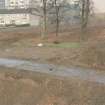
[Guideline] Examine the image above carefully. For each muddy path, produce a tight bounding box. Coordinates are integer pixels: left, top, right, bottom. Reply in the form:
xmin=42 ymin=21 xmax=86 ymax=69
xmin=0 ymin=58 xmax=105 ymax=84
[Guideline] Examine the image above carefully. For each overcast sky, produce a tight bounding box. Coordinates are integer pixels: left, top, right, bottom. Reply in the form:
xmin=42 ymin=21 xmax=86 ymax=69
xmin=94 ymin=0 xmax=105 ymax=12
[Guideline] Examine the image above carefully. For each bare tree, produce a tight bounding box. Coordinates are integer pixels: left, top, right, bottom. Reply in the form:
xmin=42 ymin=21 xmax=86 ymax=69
xmin=54 ymin=0 xmax=60 ymax=36
xmin=48 ymin=0 xmax=69 ymax=37
xmin=30 ymin=0 xmax=93 ymax=40
xmin=41 ymin=0 xmax=47 ymax=38
xmin=80 ymin=0 xmax=91 ymax=41
xmin=30 ymin=0 xmax=51 ymax=38
xmin=81 ymin=0 xmax=90 ymax=29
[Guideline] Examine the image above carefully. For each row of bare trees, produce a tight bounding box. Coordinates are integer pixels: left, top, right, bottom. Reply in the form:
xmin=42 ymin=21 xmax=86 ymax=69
xmin=30 ymin=0 xmax=93 ymax=41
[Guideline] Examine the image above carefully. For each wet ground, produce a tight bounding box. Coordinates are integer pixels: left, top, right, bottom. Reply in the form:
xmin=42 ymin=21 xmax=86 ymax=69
xmin=0 ymin=58 xmax=105 ymax=85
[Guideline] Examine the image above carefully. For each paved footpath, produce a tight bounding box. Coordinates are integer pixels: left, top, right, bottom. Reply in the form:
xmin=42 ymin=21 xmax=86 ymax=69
xmin=0 ymin=58 xmax=105 ymax=84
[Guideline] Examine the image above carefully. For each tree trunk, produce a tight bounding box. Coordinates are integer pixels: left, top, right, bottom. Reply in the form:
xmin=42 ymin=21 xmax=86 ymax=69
xmin=81 ymin=0 xmax=90 ymax=41
xmin=55 ymin=0 xmax=60 ymax=37
xmin=81 ymin=0 xmax=85 ymax=41
xmin=42 ymin=0 xmax=47 ymax=39
xmin=55 ymin=7 xmax=59 ymax=37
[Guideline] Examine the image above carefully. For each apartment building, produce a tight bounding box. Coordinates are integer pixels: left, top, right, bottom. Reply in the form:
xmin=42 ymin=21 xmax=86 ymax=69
xmin=0 ymin=14 xmax=30 ymax=26
xmin=0 ymin=0 xmax=5 ymax=9
xmin=0 ymin=0 xmax=81 ymax=27
xmin=0 ymin=0 xmax=30 ymax=27
xmin=5 ymin=0 xmax=29 ymax=9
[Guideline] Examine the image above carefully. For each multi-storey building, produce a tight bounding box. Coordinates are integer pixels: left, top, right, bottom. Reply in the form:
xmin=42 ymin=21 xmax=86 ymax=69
xmin=0 ymin=0 xmax=5 ymax=9
xmin=0 ymin=0 xmax=81 ymax=27
xmin=5 ymin=0 xmax=29 ymax=9
xmin=0 ymin=14 xmax=30 ymax=26
xmin=0 ymin=0 xmax=30 ymax=27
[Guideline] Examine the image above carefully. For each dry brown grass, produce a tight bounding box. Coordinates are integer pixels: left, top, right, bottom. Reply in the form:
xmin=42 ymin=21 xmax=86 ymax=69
xmin=0 ymin=67 xmax=105 ymax=105
xmin=79 ymin=40 xmax=105 ymax=70
xmin=0 ymin=26 xmax=105 ymax=70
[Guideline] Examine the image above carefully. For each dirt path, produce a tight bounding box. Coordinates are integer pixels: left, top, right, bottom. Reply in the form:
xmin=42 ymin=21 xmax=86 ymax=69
xmin=0 ymin=58 xmax=105 ymax=84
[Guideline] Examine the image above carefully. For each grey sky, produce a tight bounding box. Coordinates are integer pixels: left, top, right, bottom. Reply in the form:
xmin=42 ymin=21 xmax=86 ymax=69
xmin=94 ymin=0 xmax=105 ymax=12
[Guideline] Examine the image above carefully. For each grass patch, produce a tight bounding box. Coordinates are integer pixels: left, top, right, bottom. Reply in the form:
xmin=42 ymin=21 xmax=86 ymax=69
xmin=45 ymin=42 xmax=81 ymax=48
